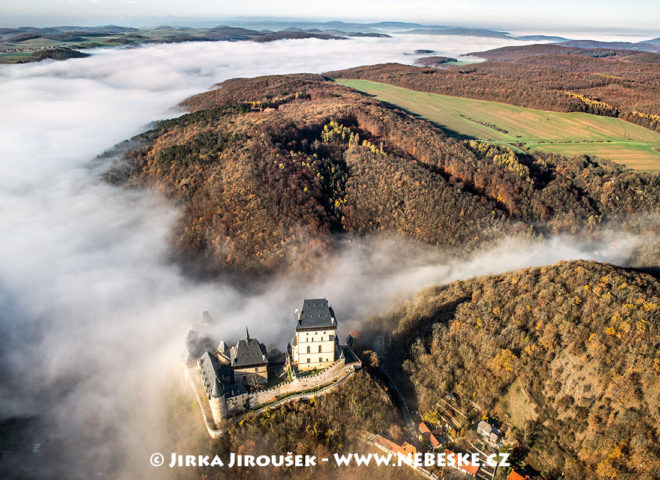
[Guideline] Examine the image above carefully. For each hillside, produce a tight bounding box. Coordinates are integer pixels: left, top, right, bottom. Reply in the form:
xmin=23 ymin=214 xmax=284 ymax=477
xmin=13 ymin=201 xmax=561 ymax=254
xmin=335 ymin=79 xmax=660 ymax=170
xmin=162 ymin=369 xmax=408 ymax=480
xmin=0 ymin=25 xmax=354 ymax=64
xmin=365 ymin=259 xmax=659 ymax=480
xmin=326 ymin=47 xmax=660 ymax=132
xmin=109 ymin=73 xmax=660 ymax=277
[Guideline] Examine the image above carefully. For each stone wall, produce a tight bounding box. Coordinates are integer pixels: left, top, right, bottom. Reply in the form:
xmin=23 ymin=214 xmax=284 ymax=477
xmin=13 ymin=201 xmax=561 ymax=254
xmin=249 ymin=357 xmax=351 ymax=408
xmin=195 ymin=346 xmax=362 ymax=431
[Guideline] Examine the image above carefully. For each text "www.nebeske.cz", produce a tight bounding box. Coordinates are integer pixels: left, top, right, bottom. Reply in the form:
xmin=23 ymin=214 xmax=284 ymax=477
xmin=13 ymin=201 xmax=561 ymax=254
xmin=152 ymin=452 xmax=510 ymax=468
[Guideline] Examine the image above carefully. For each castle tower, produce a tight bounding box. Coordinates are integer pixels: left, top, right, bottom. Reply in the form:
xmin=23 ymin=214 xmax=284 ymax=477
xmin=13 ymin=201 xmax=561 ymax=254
xmin=290 ymin=299 xmax=338 ymax=371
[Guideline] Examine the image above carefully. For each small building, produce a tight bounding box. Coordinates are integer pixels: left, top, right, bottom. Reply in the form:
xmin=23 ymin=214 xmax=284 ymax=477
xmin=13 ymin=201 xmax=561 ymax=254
xmin=399 ymin=441 xmax=418 ymax=456
xmin=419 ymin=421 xmax=441 ymax=449
xmin=507 ymin=471 xmax=530 ymax=480
xmin=444 ymin=449 xmax=480 ymax=477
xmin=289 ymin=299 xmax=339 ymax=371
xmin=373 ymin=434 xmax=418 ymax=457
xmin=229 ymin=328 xmax=269 ymax=385
xmin=477 ymin=420 xmax=501 ymax=444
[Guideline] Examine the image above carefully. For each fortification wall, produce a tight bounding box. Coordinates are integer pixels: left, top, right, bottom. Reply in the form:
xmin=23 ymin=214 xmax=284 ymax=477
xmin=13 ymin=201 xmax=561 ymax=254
xmin=249 ymin=357 xmax=349 ymax=408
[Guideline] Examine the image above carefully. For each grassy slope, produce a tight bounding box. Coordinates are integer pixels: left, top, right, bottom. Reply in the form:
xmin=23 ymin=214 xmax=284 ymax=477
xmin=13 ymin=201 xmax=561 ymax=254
xmin=336 ymin=79 xmax=660 ymax=171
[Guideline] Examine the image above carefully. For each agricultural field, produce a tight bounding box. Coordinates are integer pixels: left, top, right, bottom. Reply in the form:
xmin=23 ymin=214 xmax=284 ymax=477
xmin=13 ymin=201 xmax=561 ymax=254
xmin=336 ymin=78 xmax=660 ymax=171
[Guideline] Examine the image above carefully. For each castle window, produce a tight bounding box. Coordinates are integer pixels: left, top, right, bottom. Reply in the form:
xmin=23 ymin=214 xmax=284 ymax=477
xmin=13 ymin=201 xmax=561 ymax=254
xmin=307 ymin=358 xmax=310 ymax=363
xmin=319 ymin=357 xmax=322 ymax=363
xmin=318 ymin=345 xmax=322 ymax=353
xmin=307 ymin=346 xmax=310 ymax=354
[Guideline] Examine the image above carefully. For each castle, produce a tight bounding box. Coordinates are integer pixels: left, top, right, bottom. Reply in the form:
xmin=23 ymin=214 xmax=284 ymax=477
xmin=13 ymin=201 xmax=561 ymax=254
xmin=184 ymin=298 xmax=360 ymax=433
xmin=289 ymin=298 xmax=339 ymax=371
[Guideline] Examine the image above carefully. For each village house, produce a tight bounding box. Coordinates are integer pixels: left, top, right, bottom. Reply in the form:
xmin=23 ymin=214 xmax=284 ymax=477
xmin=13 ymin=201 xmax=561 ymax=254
xmin=507 ymin=470 xmax=530 ymax=480
xmin=418 ymin=421 xmax=441 ymax=450
xmin=477 ymin=420 xmax=501 ymax=445
xmin=444 ymin=449 xmax=480 ymax=477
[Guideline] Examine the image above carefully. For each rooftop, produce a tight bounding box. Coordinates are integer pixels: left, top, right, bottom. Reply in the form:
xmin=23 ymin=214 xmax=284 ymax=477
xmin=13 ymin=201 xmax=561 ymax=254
xmin=297 ymin=298 xmax=337 ymax=330
xmin=230 ymin=331 xmax=268 ymax=368
xmin=199 ymin=351 xmax=223 ymax=399
xmin=224 ymin=382 xmax=248 ymax=398
xmin=478 ymin=420 xmax=493 ymax=433
xmin=507 ymin=471 xmax=529 ymax=480
xmin=445 ymin=449 xmax=480 ymax=475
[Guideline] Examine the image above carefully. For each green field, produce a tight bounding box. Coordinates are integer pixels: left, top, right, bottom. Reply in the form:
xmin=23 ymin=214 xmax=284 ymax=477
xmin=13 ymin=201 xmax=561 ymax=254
xmin=336 ymin=78 xmax=660 ymax=171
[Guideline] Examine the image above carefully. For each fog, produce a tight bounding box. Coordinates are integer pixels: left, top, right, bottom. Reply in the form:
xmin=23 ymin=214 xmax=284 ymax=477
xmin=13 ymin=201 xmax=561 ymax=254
xmin=0 ymin=34 xmax=649 ymax=478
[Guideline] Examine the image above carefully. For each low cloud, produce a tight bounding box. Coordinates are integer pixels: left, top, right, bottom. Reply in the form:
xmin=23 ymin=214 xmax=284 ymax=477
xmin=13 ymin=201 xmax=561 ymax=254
xmin=0 ymin=35 xmax=650 ymax=479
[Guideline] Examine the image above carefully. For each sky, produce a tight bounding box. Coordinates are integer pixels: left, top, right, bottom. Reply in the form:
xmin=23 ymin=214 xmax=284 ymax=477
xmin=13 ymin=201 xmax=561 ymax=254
xmin=1 ymin=0 xmax=659 ymax=32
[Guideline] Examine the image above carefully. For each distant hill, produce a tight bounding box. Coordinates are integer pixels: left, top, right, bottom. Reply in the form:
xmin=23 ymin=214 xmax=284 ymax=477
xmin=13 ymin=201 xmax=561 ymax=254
xmin=108 ymin=73 xmax=659 ymax=277
xmin=405 ymin=27 xmax=511 ymax=38
xmin=367 ymin=259 xmax=660 ymax=480
xmin=414 ymin=55 xmax=457 ymax=67
xmin=467 ymin=44 xmax=636 ymax=61
xmin=0 ymin=24 xmax=368 ymax=64
xmin=559 ymin=39 xmax=660 ymax=53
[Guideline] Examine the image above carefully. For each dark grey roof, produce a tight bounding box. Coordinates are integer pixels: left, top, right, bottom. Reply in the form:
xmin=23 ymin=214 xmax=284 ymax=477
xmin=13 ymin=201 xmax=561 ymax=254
xmin=225 ymin=382 xmax=248 ymax=398
xmin=198 ymin=351 xmax=224 ymax=399
xmin=230 ymin=337 xmax=268 ymax=368
xmin=297 ymin=298 xmax=337 ymax=330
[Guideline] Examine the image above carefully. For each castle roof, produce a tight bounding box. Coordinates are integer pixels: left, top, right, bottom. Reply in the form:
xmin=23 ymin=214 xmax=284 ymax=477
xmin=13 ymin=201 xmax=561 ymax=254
xmin=198 ymin=351 xmax=224 ymax=399
xmin=296 ymin=298 xmax=337 ymax=330
xmin=230 ymin=335 xmax=268 ymax=368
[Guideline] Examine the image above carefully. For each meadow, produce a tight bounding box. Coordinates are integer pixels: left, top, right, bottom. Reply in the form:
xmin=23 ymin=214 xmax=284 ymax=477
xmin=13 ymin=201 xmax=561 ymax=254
xmin=336 ymin=78 xmax=660 ymax=171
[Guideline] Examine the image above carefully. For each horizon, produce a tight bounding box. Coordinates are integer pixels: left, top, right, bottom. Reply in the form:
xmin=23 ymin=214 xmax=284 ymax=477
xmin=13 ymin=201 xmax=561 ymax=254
xmin=1 ymin=0 xmax=659 ymax=33
xmin=1 ymin=17 xmax=658 ymax=43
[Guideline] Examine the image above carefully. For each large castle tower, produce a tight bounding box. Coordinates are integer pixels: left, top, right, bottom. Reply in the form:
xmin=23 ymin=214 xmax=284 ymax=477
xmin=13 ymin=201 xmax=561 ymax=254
xmin=289 ymin=298 xmax=339 ymax=371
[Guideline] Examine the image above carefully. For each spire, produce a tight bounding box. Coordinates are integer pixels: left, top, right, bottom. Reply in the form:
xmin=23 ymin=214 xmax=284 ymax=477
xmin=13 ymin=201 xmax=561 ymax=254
xmin=245 ymin=325 xmax=250 ymax=340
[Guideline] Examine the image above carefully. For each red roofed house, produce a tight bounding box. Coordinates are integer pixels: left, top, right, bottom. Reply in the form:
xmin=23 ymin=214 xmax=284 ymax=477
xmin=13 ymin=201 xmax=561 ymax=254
xmin=507 ymin=471 xmax=529 ymax=480
xmin=419 ymin=421 xmax=442 ymax=450
xmin=373 ymin=434 xmax=418 ymax=457
xmin=444 ymin=449 xmax=480 ymax=476
xmin=374 ymin=434 xmax=399 ymax=452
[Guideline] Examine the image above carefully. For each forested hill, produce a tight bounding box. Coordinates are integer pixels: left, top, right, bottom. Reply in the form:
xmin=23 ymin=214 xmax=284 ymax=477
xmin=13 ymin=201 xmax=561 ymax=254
xmin=367 ymin=259 xmax=659 ymax=480
xmin=110 ymin=74 xmax=659 ymax=277
xmin=326 ymin=46 xmax=660 ymax=132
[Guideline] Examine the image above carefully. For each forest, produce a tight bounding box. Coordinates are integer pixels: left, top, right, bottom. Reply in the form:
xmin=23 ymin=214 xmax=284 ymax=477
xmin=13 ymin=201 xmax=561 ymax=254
xmin=110 ymin=73 xmax=660 ymax=277
xmin=364 ymin=260 xmax=659 ymax=480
